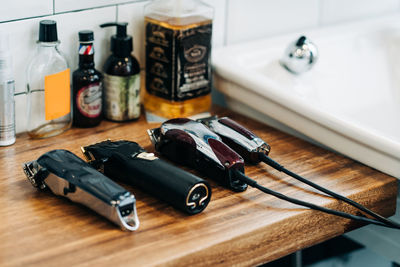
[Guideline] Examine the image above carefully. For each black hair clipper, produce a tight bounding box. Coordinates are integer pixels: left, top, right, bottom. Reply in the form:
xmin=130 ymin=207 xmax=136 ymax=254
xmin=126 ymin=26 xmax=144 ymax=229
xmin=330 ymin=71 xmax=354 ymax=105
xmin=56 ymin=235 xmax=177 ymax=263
xmin=81 ymin=140 xmax=211 ymax=215
xmin=148 ymin=118 xmax=248 ymax=192
xmin=22 ymin=149 xmax=139 ymax=231
xmin=197 ymin=116 xmax=271 ymax=164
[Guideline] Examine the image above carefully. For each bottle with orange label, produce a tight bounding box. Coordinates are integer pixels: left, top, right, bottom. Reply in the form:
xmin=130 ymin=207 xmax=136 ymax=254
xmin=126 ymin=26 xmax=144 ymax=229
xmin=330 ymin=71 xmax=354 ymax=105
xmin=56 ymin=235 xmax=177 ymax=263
xmin=26 ymin=20 xmax=72 ymax=138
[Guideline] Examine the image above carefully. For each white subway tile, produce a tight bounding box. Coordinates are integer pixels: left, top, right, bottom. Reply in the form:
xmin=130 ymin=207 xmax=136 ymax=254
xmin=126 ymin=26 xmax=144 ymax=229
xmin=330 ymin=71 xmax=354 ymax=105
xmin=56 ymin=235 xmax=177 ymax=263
xmin=0 ymin=0 xmax=53 ymax=22
xmin=55 ymin=0 xmax=133 ymax=13
xmin=0 ymin=6 xmax=116 ymax=133
xmin=226 ymin=0 xmax=319 ymax=44
xmin=320 ymin=0 xmax=399 ymax=25
xmin=117 ymin=1 xmax=149 ymax=69
xmin=14 ymin=94 xmax=26 ymax=134
xmin=202 ymin=0 xmax=227 ymax=47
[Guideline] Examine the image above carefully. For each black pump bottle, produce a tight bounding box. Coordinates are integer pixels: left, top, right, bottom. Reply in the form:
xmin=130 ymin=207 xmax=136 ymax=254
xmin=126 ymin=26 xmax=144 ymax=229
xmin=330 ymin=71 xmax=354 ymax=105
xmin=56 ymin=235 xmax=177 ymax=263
xmin=100 ymin=22 xmax=141 ymax=122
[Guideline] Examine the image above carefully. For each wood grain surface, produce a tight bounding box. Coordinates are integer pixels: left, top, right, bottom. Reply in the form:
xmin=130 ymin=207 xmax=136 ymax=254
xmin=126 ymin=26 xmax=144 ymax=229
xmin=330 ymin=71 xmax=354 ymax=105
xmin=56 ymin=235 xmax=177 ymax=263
xmin=0 ymin=106 xmax=397 ymax=267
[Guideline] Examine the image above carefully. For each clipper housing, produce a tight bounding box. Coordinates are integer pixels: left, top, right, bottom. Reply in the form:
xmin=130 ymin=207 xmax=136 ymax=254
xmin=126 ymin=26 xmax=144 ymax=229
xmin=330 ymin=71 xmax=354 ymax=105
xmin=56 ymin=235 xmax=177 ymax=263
xmin=198 ymin=116 xmax=271 ymax=164
xmin=148 ymin=118 xmax=248 ymax=192
xmin=82 ymin=140 xmax=211 ymax=215
xmin=23 ymin=149 xmax=139 ymax=231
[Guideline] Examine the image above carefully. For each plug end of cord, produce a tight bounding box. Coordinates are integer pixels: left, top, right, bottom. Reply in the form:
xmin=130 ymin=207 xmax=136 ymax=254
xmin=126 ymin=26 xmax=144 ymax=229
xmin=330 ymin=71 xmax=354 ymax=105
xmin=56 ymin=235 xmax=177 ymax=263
xmin=232 ymin=170 xmax=257 ymax=187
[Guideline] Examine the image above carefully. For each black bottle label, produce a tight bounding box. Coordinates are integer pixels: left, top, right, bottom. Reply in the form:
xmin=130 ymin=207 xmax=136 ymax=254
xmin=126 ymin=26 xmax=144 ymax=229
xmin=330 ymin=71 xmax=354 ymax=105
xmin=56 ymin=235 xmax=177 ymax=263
xmin=76 ymin=82 xmax=102 ymax=118
xmin=145 ymin=19 xmax=212 ymax=102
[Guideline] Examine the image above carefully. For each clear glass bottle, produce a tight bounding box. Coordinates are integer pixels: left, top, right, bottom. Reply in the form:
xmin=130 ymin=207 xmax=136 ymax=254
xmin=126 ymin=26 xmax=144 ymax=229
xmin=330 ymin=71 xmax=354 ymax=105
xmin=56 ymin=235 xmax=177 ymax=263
xmin=144 ymin=0 xmax=213 ymax=119
xmin=26 ymin=20 xmax=71 ymax=138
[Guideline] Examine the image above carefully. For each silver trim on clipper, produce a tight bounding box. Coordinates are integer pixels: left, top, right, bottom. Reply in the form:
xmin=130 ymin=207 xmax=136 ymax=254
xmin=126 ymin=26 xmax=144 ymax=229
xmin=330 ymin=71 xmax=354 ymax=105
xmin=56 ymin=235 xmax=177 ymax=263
xmin=147 ymin=128 xmax=158 ymax=145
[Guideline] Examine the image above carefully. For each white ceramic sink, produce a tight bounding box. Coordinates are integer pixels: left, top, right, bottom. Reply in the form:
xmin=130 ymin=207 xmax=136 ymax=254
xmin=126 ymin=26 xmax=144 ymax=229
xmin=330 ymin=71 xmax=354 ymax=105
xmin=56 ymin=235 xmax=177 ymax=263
xmin=213 ymin=16 xmax=400 ymax=179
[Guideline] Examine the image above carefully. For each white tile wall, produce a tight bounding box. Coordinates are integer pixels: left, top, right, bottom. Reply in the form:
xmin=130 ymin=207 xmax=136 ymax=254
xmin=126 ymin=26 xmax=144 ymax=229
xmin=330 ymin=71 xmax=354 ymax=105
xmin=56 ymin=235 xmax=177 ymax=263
xmin=226 ymin=0 xmax=320 ymax=44
xmin=0 ymin=0 xmax=53 ymax=22
xmin=202 ymin=0 xmax=227 ymax=47
xmin=1 ymin=0 xmax=400 ymax=134
xmin=55 ymin=0 xmax=134 ymax=13
xmin=320 ymin=0 xmax=399 ymax=25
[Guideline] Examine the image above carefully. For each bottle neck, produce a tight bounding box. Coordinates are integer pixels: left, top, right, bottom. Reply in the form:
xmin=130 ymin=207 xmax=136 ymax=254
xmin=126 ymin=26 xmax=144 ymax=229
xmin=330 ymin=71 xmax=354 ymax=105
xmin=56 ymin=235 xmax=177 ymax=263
xmin=78 ymin=42 xmax=95 ymax=69
xmin=37 ymin=41 xmax=59 ymax=53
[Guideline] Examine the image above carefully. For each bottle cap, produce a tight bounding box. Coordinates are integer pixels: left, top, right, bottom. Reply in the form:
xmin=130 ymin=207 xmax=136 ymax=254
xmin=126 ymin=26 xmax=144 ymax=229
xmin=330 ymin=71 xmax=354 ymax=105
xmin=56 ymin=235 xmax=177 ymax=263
xmin=100 ymin=22 xmax=133 ymax=57
xmin=79 ymin=30 xmax=94 ymax=42
xmin=39 ymin=20 xmax=58 ymax=42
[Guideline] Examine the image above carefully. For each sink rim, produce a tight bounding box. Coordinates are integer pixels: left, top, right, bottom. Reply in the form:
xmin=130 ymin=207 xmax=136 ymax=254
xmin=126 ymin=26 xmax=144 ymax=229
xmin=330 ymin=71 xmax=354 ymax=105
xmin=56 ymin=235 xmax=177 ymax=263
xmin=213 ymin=63 xmax=400 ymax=160
xmin=212 ymin=15 xmax=400 ymax=174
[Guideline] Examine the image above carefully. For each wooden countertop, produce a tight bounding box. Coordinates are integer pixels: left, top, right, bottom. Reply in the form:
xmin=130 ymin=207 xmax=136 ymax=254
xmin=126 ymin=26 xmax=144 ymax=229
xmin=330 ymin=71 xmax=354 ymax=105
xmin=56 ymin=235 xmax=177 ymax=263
xmin=0 ymin=106 xmax=397 ymax=267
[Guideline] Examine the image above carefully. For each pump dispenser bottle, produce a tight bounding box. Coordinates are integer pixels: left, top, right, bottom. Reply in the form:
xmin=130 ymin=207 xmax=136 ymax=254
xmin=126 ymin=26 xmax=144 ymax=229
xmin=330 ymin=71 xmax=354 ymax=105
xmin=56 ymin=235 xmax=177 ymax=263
xmin=144 ymin=0 xmax=213 ymax=119
xmin=100 ymin=22 xmax=141 ymax=122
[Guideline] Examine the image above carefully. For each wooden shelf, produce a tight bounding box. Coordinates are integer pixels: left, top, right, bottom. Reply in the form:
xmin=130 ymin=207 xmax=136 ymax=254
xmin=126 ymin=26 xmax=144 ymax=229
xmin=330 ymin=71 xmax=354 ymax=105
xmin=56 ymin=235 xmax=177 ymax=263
xmin=0 ymin=106 xmax=396 ymax=266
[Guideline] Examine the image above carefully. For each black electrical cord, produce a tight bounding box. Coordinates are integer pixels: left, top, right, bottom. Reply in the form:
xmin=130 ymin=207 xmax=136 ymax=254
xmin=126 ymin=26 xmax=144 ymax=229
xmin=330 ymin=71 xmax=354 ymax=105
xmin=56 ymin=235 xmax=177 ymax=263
xmin=233 ymin=170 xmax=400 ymax=229
xmin=258 ymin=153 xmax=400 ymax=229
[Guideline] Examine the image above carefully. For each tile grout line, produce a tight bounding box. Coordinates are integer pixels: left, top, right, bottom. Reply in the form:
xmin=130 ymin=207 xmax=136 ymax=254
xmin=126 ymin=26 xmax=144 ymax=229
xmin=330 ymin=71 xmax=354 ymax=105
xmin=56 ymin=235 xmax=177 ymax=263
xmin=0 ymin=14 xmax=53 ymax=24
xmin=0 ymin=0 xmax=148 ymax=24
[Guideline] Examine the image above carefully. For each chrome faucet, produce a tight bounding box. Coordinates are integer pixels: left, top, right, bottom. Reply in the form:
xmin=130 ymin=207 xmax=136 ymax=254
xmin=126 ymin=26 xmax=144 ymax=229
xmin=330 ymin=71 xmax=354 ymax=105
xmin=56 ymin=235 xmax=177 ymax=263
xmin=280 ymin=36 xmax=318 ymax=74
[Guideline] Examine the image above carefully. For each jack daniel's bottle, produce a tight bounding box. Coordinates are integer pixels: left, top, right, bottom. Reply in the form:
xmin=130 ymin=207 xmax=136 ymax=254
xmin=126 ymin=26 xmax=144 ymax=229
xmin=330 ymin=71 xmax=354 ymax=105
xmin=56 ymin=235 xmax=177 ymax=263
xmin=144 ymin=0 xmax=213 ymax=119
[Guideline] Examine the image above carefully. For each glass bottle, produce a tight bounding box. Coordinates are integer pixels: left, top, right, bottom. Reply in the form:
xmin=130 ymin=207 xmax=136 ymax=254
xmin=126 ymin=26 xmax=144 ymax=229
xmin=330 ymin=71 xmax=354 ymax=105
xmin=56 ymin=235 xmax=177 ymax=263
xmin=144 ymin=0 xmax=213 ymax=119
xmin=72 ymin=30 xmax=103 ymax=127
xmin=0 ymin=33 xmax=15 ymax=146
xmin=26 ymin=20 xmax=71 ymax=138
xmin=100 ymin=22 xmax=141 ymax=122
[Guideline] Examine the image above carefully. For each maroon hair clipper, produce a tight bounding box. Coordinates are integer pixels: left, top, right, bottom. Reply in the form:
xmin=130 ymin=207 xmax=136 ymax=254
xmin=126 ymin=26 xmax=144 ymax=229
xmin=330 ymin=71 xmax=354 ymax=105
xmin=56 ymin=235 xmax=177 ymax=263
xmin=148 ymin=118 xmax=248 ymax=192
xmin=198 ymin=116 xmax=271 ymax=164
xmin=148 ymin=117 xmax=400 ymax=229
xmin=197 ymin=116 xmax=400 ymax=229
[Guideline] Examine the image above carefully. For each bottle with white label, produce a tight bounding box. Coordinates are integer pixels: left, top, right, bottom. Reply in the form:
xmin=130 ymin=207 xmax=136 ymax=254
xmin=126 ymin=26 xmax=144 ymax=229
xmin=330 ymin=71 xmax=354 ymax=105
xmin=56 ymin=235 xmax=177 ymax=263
xmin=100 ymin=22 xmax=141 ymax=122
xmin=26 ymin=20 xmax=71 ymax=139
xmin=72 ymin=30 xmax=103 ymax=127
xmin=0 ymin=33 xmax=15 ymax=146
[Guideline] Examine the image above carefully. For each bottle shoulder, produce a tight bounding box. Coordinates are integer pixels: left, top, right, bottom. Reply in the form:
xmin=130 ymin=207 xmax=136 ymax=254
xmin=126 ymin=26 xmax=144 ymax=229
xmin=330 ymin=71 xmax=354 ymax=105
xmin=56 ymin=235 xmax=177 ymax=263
xmin=144 ymin=0 xmax=213 ymax=22
xmin=27 ymin=46 xmax=69 ymax=78
xmin=73 ymin=68 xmax=102 ymax=87
xmin=73 ymin=67 xmax=102 ymax=76
xmin=103 ymin=55 xmax=140 ymax=76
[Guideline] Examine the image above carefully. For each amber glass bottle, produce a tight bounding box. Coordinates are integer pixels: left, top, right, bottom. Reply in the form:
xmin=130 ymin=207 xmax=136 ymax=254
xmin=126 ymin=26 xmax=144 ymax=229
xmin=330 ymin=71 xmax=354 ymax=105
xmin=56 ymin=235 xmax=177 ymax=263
xmin=72 ymin=30 xmax=103 ymax=127
xmin=144 ymin=0 xmax=213 ymax=119
xmin=100 ymin=22 xmax=141 ymax=122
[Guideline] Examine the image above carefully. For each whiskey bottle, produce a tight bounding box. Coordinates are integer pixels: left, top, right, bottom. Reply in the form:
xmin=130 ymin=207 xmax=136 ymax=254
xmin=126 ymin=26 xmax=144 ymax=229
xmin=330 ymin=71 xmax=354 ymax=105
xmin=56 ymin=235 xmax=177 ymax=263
xmin=144 ymin=0 xmax=213 ymax=119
